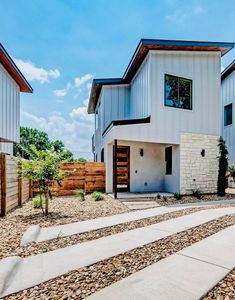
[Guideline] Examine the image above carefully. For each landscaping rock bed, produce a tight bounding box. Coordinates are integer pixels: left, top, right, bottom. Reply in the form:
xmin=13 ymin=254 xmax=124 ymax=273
xmin=10 ymin=204 xmax=235 ymax=259
xmin=0 ymin=195 xmax=129 ymax=260
xmin=8 ymin=206 xmax=205 ymax=258
xmin=203 ymin=269 xmax=235 ymax=299
xmin=4 ymin=214 xmax=235 ymax=300
xmin=157 ymin=193 xmax=233 ymax=206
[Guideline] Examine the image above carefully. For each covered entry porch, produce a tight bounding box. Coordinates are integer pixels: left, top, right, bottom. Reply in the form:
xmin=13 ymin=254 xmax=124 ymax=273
xmin=105 ymin=139 xmax=180 ymax=197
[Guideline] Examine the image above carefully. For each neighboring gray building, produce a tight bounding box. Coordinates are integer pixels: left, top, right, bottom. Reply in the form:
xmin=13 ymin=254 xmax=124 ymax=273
xmin=221 ymin=61 xmax=235 ymax=164
xmin=0 ymin=44 xmax=33 ymax=155
xmin=88 ymin=39 xmax=234 ymax=195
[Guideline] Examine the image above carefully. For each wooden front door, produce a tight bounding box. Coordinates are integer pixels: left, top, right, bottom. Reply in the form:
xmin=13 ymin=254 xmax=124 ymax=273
xmin=113 ymin=145 xmax=130 ymax=192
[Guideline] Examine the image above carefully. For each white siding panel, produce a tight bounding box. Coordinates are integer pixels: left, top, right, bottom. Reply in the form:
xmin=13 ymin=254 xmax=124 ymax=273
xmin=150 ymin=50 xmax=221 ymax=143
xmin=0 ymin=63 xmax=20 ymax=144
xmin=221 ymin=71 xmax=235 ymax=164
xmin=0 ymin=142 xmax=13 ymax=155
xmin=94 ymin=85 xmax=130 ymax=160
xmin=130 ymin=55 xmax=150 ymax=119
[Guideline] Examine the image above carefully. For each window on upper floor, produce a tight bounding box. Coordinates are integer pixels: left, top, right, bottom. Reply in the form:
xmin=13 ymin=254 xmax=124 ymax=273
xmin=224 ymin=103 xmax=232 ymax=126
xmin=165 ymin=74 xmax=192 ymax=110
xmin=95 ymin=103 xmax=100 ymax=130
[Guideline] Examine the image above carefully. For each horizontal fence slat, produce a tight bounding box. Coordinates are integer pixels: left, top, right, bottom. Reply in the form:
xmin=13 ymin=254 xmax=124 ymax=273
xmin=32 ymin=162 xmax=106 ymax=196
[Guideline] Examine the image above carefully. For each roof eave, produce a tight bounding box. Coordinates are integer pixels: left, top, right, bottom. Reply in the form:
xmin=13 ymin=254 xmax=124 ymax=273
xmin=221 ymin=60 xmax=235 ymax=81
xmin=0 ymin=44 xmax=33 ymax=93
xmin=88 ymin=78 xmax=123 ymax=114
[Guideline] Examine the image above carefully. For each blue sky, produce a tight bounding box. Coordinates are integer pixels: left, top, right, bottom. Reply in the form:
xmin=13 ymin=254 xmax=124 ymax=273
xmin=0 ymin=0 xmax=235 ymax=159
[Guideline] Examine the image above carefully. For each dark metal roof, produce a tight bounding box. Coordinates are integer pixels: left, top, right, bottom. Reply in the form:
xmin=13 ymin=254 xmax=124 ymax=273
xmin=221 ymin=60 xmax=235 ymax=81
xmin=88 ymin=39 xmax=234 ymax=114
xmin=0 ymin=43 xmax=33 ymax=93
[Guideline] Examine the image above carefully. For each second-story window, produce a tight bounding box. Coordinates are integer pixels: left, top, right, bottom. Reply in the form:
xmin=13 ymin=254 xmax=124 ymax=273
xmin=165 ymin=74 xmax=192 ymax=110
xmin=224 ymin=103 xmax=232 ymax=126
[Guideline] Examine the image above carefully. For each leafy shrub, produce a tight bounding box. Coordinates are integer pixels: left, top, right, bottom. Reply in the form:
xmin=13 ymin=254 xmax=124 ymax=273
xmin=163 ymin=196 xmax=167 ymax=202
xmin=191 ymin=189 xmax=203 ymax=199
xmin=229 ymin=165 xmax=235 ymax=179
xmin=174 ymin=193 xmax=182 ymax=200
xmin=74 ymin=189 xmax=85 ymax=201
xmin=32 ymin=195 xmax=44 ymax=208
xmin=92 ymin=191 xmax=104 ymax=201
xmin=156 ymin=194 xmax=161 ymax=199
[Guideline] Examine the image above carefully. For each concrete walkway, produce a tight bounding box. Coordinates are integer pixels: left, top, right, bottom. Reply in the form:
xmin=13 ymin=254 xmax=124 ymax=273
xmin=1 ymin=207 xmax=235 ymax=297
xmin=86 ymin=224 xmax=235 ymax=300
xmin=21 ymin=199 xmax=235 ymax=246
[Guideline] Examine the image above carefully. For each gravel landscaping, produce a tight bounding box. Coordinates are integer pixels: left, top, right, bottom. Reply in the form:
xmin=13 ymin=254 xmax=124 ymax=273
xmin=0 ymin=195 xmax=129 ymax=260
xmin=7 ymin=206 xmax=205 ymax=258
xmin=203 ymin=269 xmax=235 ymax=299
xmin=4 ymin=214 xmax=235 ymax=300
xmin=157 ymin=193 xmax=234 ymax=206
xmin=9 ymin=203 xmax=235 ymax=259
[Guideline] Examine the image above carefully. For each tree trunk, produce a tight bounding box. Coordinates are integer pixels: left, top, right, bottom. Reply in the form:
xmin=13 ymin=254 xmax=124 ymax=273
xmin=45 ymin=191 xmax=49 ymax=216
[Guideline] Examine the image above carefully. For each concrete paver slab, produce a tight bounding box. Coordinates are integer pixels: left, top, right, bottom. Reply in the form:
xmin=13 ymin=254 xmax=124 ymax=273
xmin=2 ymin=207 xmax=235 ymax=297
xmin=85 ymin=225 xmax=235 ymax=300
xmin=21 ymin=199 xmax=235 ymax=246
xmin=180 ymin=224 xmax=235 ymax=269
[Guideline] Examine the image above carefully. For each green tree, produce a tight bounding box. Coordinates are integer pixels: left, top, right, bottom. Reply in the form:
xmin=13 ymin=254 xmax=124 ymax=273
xmin=76 ymin=157 xmax=87 ymax=162
xmin=20 ymin=146 xmax=65 ymax=215
xmin=14 ymin=127 xmax=74 ymax=161
xmin=217 ymin=137 xmax=228 ymax=196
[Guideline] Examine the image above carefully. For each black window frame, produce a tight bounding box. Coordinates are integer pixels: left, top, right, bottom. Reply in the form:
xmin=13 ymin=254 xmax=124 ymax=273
xmin=164 ymin=74 xmax=193 ymax=111
xmin=165 ymin=146 xmax=172 ymax=175
xmin=101 ymin=148 xmax=104 ymax=162
xmin=224 ymin=103 xmax=233 ymax=126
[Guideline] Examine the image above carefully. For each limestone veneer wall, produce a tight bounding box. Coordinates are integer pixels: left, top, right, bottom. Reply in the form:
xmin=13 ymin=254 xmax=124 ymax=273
xmin=180 ymin=133 xmax=219 ymax=194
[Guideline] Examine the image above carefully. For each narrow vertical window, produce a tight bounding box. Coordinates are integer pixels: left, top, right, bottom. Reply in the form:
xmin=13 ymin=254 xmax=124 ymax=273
xmin=101 ymin=148 xmax=104 ymax=162
xmin=224 ymin=103 xmax=232 ymax=126
xmin=165 ymin=147 xmax=172 ymax=175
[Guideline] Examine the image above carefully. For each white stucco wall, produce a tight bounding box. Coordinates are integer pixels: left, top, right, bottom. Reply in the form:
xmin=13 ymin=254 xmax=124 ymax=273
xmin=164 ymin=144 xmax=180 ymax=193
xmin=105 ymin=140 xmax=180 ymax=194
xmin=221 ymin=70 xmax=235 ymax=164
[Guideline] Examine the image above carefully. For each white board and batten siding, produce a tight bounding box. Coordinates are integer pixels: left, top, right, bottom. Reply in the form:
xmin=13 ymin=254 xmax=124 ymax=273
xmin=94 ymin=85 xmax=130 ymax=159
xmin=0 ymin=63 xmax=20 ymax=155
xmin=103 ymin=50 xmax=221 ymax=146
xmin=129 ymin=54 xmax=151 ymax=119
xmin=221 ymin=70 xmax=235 ymax=164
xmin=149 ymin=50 xmax=221 ymax=143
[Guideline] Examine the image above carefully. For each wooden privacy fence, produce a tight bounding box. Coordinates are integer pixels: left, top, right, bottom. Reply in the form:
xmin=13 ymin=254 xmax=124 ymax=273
xmin=33 ymin=162 xmax=106 ymax=196
xmin=0 ymin=155 xmax=105 ymax=216
xmin=53 ymin=162 xmax=105 ymax=196
xmin=0 ymin=153 xmax=31 ymax=216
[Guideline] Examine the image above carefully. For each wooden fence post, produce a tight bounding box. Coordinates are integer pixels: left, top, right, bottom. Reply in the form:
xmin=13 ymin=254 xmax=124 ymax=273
xmin=29 ymin=179 xmax=33 ymax=199
xmin=0 ymin=153 xmax=7 ymax=216
xmin=18 ymin=161 xmax=22 ymax=206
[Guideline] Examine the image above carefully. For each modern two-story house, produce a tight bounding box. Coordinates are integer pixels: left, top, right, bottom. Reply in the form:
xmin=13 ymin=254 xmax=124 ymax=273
xmin=221 ymin=61 xmax=235 ymax=164
xmin=88 ymin=39 xmax=234 ymax=196
xmin=0 ymin=43 xmax=33 ymax=155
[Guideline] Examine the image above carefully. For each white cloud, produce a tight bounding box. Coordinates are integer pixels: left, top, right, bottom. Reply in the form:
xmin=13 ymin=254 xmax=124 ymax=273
xmin=53 ymin=82 xmax=71 ymax=97
xmin=70 ymin=106 xmax=92 ymax=121
xmin=74 ymin=74 xmax=93 ymax=87
xmin=21 ymin=107 xmax=94 ymax=160
xmin=166 ymin=4 xmax=205 ymax=22
xmin=86 ymin=82 xmax=92 ymax=90
xmin=13 ymin=57 xmax=60 ymax=83
xmin=53 ymin=89 xmax=67 ymax=97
